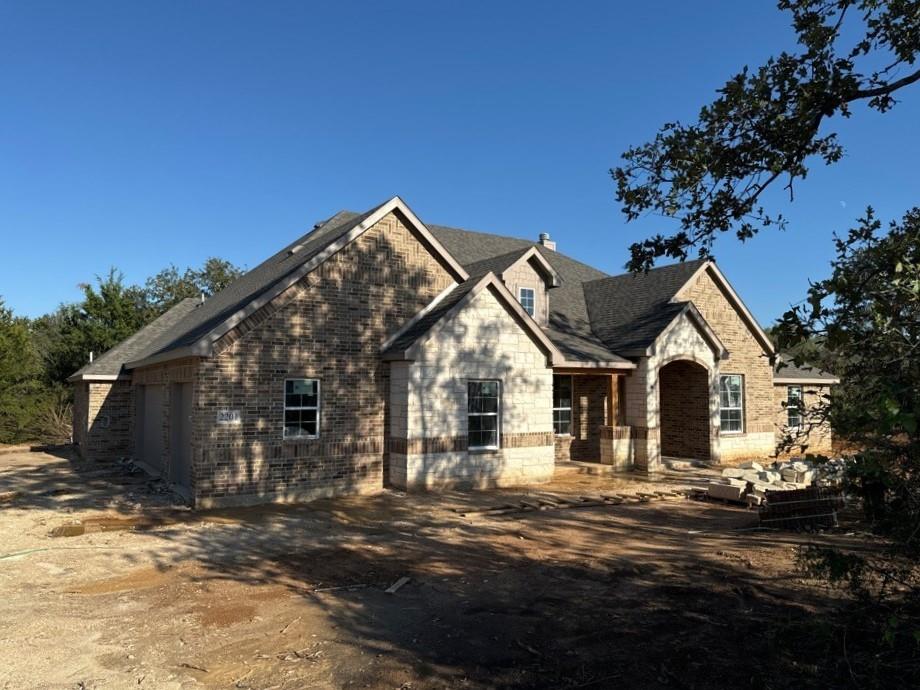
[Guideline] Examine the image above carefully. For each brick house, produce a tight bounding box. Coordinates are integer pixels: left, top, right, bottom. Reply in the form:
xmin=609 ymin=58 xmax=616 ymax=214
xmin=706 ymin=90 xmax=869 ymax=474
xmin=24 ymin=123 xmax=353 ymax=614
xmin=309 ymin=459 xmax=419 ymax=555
xmin=69 ymin=197 xmax=838 ymax=507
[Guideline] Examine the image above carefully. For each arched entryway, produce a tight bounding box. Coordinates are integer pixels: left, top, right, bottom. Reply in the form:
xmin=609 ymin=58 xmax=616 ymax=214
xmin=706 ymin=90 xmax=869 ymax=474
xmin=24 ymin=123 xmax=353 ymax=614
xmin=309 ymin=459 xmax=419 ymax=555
xmin=658 ymin=359 xmax=711 ymax=461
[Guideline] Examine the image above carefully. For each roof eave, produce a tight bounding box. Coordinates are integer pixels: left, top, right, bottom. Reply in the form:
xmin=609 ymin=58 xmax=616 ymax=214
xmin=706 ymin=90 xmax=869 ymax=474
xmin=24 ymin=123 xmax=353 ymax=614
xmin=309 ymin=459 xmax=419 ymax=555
xmin=502 ymin=246 xmax=562 ymax=288
xmin=673 ymin=261 xmax=775 ymax=358
xmin=683 ymin=302 xmax=729 ymax=360
xmin=774 ymin=377 xmax=840 ymax=385
xmin=125 ymin=344 xmax=208 ymax=371
xmin=627 ymin=303 xmax=729 ymax=361
xmin=399 ymin=272 xmax=564 ymax=366
xmin=66 ymin=372 xmax=128 ymax=383
xmin=150 ymin=196 xmax=471 ymax=365
xmin=555 ymin=359 xmax=636 ymax=370
xmin=379 ymin=282 xmax=459 ymax=355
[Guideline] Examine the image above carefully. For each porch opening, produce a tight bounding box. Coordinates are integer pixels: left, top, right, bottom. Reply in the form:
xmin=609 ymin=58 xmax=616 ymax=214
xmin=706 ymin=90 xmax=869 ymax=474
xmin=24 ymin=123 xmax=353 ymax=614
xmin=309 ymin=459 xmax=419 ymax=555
xmin=659 ymin=359 xmax=711 ymax=462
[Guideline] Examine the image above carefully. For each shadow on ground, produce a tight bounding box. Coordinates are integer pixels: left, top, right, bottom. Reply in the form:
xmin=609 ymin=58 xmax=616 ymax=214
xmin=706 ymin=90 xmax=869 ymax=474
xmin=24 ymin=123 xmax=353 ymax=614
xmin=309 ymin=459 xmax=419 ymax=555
xmin=0 ymin=450 xmax=881 ymax=689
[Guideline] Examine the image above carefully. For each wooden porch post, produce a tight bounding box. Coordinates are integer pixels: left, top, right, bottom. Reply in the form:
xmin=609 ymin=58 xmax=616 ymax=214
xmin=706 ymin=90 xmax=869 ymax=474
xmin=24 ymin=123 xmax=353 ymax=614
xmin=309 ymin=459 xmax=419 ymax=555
xmin=607 ymin=374 xmax=617 ymax=427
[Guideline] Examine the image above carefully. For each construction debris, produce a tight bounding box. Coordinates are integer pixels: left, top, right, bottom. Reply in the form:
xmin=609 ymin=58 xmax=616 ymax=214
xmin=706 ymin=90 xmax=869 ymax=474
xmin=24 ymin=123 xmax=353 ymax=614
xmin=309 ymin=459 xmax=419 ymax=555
xmin=706 ymin=457 xmax=851 ymax=525
xmin=457 ymin=489 xmax=691 ymax=517
xmin=707 ymin=480 xmax=746 ymax=503
xmin=385 ymin=576 xmax=411 ymax=594
xmin=759 ymin=487 xmax=845 ymax=529
xmin=708 ymin=456 xmax=851 ymax=501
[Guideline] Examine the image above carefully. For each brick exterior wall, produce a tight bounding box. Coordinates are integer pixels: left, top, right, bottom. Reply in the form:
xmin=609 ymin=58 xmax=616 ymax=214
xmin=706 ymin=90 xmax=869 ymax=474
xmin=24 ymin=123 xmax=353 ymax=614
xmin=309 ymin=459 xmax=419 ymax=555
xmin=73 ymin=383 xmax=89 ymax=451
xmin=80 ymin=226 xmax=799 ymax=493
xmin=183 ymin=210 xmax=456 ymax=507
xmin=503 ymin=258 xmax=549 ymax=325
xmin=677 ymin=267 xmax=775 ymax=461
xmin=624 ymin=313 xmax=720 ymax=470
xmin=773 ymin=383 xmax=833 ymax=454
xmin=554 ymin=434 xmax=572 ymax=462
xmin=389 ymin=286 xmax=554 ymax=490
xmin=73 ymin=380 xmax=135 ymax=460
xmin=570 ymin=374 xmax=608 ymax=461
xmin=659 ymin=360 xmax=711 ymax=460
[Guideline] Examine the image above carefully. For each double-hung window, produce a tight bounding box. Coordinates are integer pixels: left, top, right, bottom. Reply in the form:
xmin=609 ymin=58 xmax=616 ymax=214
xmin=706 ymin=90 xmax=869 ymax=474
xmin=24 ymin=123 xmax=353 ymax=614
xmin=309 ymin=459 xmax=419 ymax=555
xmin=787 ymin=385 xmax=803 ymax=428
xmin=468 ymin=380 xmax=500 ymax=449
xmin=284 ymin=378 xmax=320 ymax=439
xmin=518 ymin=287 xmax=535 ymax=317
xmin=719 ymin=374 xmax=744 ymax=433
xmin=552 ymin=375 xmax=573 ymax=435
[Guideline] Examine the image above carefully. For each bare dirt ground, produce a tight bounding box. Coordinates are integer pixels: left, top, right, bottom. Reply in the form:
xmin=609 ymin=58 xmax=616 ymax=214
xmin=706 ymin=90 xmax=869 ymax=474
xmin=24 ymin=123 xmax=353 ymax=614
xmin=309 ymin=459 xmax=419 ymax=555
xmin=0 ymin=450 xmax=881 ymax=689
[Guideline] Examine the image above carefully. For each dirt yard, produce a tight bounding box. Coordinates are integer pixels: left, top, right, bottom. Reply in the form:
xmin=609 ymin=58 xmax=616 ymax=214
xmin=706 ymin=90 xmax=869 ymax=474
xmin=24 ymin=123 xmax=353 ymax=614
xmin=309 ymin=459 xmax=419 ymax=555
xmin=0 ymin=450 xmax=880 ymax=689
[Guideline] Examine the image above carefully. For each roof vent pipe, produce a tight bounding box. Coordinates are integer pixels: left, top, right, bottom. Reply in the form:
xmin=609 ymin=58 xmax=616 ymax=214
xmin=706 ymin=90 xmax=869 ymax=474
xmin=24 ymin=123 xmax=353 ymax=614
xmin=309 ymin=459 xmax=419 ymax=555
xmin=89 ymin=351 xmax=94 ymax=363
xmin=538 ymin=232 xmax=556 ymax=251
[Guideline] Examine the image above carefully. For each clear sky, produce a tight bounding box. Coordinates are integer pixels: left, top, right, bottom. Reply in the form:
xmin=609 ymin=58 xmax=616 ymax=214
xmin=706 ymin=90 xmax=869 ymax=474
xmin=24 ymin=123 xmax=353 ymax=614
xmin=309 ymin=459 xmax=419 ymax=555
xmin=2 ymin=1 xmax=918 ymax=324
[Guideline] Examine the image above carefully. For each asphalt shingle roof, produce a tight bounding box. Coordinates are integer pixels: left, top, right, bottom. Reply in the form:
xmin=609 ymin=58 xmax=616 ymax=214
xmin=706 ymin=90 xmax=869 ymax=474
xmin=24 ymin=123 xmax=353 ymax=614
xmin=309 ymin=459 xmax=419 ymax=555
xmin=69 ymin=297 xmax=201 ymax=379
xmin=582 ymin=259 xmax=708 ymax=354
xmin=142 ymin=207 xmax=378 ymax=357
xmin=382 ymin=279 xmax=479 ymax=355
xmin=774 ymin=357 xmax=838 ymax=381
xmin=427 ymin=224 xmax=628 ymax=363
xmin=74 ymin=200 xmax=732 ymax=377
xmin=463 ymin=248 xmax=534 ymax=279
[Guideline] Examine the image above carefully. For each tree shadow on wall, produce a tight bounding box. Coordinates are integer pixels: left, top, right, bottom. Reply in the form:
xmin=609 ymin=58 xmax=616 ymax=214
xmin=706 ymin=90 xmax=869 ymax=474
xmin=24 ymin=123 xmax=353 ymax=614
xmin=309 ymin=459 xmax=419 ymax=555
xmin=408 ymin=289 xmax=550 ymax=489
xmin=196 ymin=212 xmax=461 ymax=500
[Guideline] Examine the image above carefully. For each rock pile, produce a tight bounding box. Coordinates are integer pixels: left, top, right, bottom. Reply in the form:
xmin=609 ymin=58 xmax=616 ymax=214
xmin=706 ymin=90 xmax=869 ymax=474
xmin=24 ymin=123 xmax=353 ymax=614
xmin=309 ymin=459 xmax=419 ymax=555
xmin=707 ymin=457 xmax=850 ymax=506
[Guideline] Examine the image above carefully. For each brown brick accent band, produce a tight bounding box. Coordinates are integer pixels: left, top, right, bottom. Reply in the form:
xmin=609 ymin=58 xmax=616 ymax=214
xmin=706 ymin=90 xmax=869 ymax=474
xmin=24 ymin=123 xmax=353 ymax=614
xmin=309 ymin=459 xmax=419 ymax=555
xmin=631 ymin=426 xmax=659 ymax=441
xmin=203 ymin=437 xmax=385 ymax=463
xmin=600 ymin=425 xmax=633 ymax=440
xmin=388 ymin=437 xmax=466 ymax=455
xmin=503 ymin=431 xmax=554 ymax=448
xmin=389 ymin=432 xmax=553 ymax=455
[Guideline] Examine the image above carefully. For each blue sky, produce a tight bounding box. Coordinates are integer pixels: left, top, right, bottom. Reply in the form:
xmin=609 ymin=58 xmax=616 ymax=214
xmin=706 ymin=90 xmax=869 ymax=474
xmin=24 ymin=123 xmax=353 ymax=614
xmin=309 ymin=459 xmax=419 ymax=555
xmin=2 ymin=1 xmax=918 ymax=324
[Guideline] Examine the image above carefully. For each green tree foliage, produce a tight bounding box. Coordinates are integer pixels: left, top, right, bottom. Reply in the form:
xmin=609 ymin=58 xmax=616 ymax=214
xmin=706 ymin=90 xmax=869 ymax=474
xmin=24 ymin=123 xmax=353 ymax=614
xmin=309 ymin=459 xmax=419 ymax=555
xmin=612 ymin=0 xmax=920 ymax=271
xmin=145 ymin=257 xmax=242 ymax=313
xmin=776 ymin=209 xmax=920 ymax=684
xmin=0 ymin=257 xmax=242 ymax=444
xmin=777 ymin=208 xmax=920 ymax=457
xmin=0 ymin=298 xmax=45 ymax=443
xmin=35 ymin=269 xmax=148 ymax=386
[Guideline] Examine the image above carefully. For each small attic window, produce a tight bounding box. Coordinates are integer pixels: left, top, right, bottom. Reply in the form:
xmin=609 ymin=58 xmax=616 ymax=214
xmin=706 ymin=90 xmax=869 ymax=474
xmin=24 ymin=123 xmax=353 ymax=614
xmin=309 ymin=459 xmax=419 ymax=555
xmin=518 ymin=287 xmax=535 ymax=317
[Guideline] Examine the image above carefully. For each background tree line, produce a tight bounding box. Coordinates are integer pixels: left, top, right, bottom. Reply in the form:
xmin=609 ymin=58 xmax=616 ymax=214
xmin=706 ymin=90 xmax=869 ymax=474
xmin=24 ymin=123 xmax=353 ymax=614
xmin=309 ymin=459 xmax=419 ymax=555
xmin=0 ymin=258 xmax=241 ymax=445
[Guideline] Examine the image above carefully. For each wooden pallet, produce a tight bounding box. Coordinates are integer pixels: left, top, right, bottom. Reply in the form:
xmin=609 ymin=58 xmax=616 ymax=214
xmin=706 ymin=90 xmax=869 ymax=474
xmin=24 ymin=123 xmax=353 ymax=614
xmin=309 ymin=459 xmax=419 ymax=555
xmin=758 ymin=487 xmax=845 ymax=529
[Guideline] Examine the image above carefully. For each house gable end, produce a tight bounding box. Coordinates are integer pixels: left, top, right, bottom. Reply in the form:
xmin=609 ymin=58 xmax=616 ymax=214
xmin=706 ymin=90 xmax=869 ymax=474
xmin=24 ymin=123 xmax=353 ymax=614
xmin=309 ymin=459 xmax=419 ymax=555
xmin=125 ymin=197 xmax=467 ymax=369
xmin=673 ymin=263 xmax=775 ymax=358
xmin=646 ymin=303 xmax=728 ymax=361
xmin=386 ymin=274 xmax=561 ymax=365
xmin=211 ymin=209 xmax=459 ymax=357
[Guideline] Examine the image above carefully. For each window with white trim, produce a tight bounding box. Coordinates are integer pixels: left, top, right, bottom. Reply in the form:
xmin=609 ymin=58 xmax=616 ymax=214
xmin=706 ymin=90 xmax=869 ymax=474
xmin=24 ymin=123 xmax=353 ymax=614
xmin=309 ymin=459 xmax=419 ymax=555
xmin=284 ymin=378 xmax=320 ymax=439
xmin=552 ymin=375 xmax=573 ymax=435
xmin=468 ymin=380 xmax=500 ymax=449
xmin=719 ymin=374 xmax=744 ymax=433
xmin=518 ymin=287 xmax=535 ymax=317
xmin=787 ymin=385 xmax=803 ymax=428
